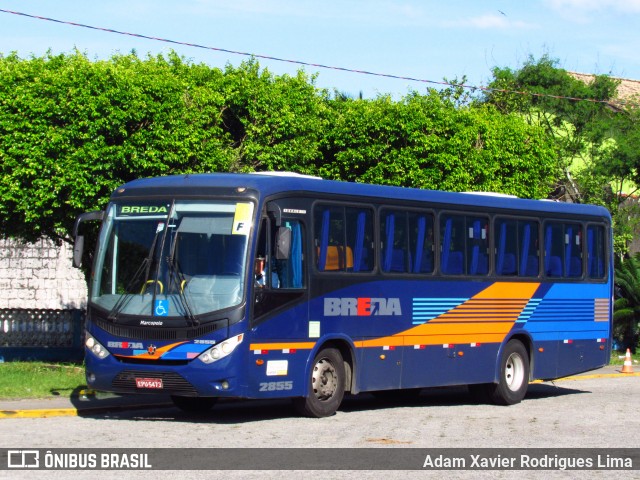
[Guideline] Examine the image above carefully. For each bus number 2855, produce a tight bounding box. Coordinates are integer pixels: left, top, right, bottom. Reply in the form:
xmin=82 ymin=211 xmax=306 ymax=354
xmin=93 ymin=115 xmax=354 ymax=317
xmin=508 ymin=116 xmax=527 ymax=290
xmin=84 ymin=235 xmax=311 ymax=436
xmin=259 ymin=381 xmax=293 ymax=392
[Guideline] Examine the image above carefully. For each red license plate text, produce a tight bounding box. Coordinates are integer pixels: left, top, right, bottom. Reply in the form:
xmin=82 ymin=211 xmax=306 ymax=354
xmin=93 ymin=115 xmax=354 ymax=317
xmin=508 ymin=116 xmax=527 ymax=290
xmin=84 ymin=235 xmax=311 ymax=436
xmin=135 ymin=377 xmax=163 ymax=389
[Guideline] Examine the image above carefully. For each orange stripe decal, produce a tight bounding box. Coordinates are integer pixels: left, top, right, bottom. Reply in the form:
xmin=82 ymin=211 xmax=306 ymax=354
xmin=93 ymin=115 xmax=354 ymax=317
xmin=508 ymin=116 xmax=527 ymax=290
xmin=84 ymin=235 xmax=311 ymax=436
xmin=252 ymin=282 xmax=541 ymax=352
xmin=361 ymin=282 xmax=541 ymax=348
xmin=117 ymin=341 xmax=188 ymax=360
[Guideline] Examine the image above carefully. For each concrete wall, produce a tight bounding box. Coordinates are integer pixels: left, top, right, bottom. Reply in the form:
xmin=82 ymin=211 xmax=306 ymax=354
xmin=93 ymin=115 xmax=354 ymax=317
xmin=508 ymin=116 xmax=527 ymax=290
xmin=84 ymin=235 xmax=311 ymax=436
xmin=0 ymin=237 xmax=87 ymax=309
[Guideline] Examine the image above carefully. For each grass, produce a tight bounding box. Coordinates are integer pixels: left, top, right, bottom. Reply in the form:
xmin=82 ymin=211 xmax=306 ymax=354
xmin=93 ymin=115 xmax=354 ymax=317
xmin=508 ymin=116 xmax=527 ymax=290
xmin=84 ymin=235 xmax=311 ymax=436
xmin=0 ymin=362 xmax=87 ymax=399
xmin=610 ymin=349 xmax=640 ymax=365
xmin=0 ymin=350 xmax=638 ymax=400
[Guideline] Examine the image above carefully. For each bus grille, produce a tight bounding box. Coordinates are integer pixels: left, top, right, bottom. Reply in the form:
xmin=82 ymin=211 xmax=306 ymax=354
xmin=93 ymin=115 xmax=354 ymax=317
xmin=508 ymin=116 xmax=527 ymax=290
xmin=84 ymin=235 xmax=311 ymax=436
xmin=95 ymin=318 xmax=223 ymax=340
xmin=112 ymin=370 xmax=197 ymax=395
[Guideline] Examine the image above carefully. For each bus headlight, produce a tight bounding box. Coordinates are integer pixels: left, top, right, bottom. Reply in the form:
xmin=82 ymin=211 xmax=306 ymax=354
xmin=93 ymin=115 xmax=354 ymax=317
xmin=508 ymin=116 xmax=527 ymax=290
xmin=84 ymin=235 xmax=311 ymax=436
xmin=198 ymin=334 xmax=244 ymax=364
xmin=85 ymin=332 xmax=110 ymax=359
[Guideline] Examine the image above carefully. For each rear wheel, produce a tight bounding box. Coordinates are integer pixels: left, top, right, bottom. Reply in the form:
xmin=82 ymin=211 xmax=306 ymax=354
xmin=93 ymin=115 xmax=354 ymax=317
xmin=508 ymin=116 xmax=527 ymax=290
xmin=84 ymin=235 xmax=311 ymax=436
xmin=171 ymin=395 xmax=218 ymax=413
xmin=489 ymin=339 xmax=530 ymax=405
xmin=293 ymin=347 xmax=345 ymax=418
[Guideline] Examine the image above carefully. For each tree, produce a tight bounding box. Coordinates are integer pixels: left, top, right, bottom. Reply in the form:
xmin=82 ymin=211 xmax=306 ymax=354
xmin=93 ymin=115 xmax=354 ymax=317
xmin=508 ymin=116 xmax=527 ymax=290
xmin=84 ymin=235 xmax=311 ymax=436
xmin=614 ymin=254 xmax=640 ymax=352
xmin=321 ymin=90 xmax=558 ymax=198
xmin=484 ymin=54 xmax=619 ymax=200
xmin=0 ymin=51 xmax=235 ymax=243
xmin=483 ymin=54 xmax=640 ymax=255
xmin=219 ymin=60 xmax=329 ymax=173
xmin=0 ymin=53 xmax=329 ymax=243
xmin=0 ymin=51 xmax=564 ymax=245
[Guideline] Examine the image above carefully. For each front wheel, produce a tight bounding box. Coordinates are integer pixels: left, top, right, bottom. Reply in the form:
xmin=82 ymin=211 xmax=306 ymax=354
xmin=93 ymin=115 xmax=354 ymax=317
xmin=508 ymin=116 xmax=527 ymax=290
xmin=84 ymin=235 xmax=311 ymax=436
xmin=488 ymin=339 xmax=530 ymax=405
xmin=293 ymin=347 xmax=345 ymax=418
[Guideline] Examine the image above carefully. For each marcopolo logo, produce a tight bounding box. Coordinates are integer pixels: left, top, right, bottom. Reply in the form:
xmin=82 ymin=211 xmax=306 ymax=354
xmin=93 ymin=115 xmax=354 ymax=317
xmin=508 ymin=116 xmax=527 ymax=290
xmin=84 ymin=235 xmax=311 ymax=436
xmin=324 ymin=297 xmax=402 ymax=317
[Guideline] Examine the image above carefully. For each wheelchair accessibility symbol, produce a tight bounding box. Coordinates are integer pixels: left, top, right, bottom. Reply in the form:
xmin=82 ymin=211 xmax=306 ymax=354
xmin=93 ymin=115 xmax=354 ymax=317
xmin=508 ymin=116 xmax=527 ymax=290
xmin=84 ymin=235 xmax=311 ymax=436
xmin=154 ymin=300 xmax=169 ymax=316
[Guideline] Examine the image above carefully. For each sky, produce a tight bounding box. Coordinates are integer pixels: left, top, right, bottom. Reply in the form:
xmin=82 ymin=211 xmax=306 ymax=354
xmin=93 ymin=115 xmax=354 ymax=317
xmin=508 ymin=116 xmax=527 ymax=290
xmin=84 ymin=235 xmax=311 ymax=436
xmin=1 ymin=0 xmax=640 ymax=99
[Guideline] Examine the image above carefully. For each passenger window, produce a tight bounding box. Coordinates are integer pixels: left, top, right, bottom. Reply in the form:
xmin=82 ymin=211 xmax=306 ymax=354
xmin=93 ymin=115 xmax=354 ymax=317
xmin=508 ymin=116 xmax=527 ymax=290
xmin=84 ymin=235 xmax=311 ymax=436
xmin=440 ymin=214 xmax=488 ymax=275
xmin=466 ymin=216 xmax=489 ymax=275
xmin=409 ymin=212 xmax=434 ymax=273
xmin=315 ymin=205 xmax=373 ymax=273
xmin=495 ymin=218 xmax=539 ymax=277
xmin=495 ymin=219 xmax=518 ymax=275
xmin=544 ymin=222 xmax=582 ymax=278
xmin=440 ymin=215 xmax=465 ymax=275
xmin=544 ymin=223 xmax=564 ymax=277
xmin=519 ymin=220 xmax=540 ymax=277
xmin=587 ymin=225 xmax=606 ymax=279
xmin=381 ymin=210 xmax=434 ymax=274
xmin=381 ymin=210 xmax=409 ymax=273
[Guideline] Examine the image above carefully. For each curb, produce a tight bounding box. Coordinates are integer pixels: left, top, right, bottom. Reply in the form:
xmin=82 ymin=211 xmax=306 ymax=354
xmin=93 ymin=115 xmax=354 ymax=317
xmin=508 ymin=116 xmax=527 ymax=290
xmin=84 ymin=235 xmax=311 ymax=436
xmin=531 ymin=370 xmax=640 ymax=383
xmin=0 ymin=401 xmax=174 ymax=419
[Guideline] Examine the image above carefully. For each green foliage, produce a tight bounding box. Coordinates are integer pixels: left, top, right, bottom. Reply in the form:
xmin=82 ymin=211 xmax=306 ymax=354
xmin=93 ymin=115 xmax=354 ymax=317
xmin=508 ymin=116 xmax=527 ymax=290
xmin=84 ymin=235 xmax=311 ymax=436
xmin=0 ymin=51 xmax=235 ymax=241
xmin=0 ymin=51 xmax=561 ymax=243
xmin=220 ymin=61 xmax=330 ymax=173
xmin=321 ymin=91 xmax=557 ymax=198
xmin=614 ymin=254 xmax=640 ymax=351
xmin=485 ymin=55 xmax=618 ymax=162
xmin=484 ymin=54 xmax=640 ymax=254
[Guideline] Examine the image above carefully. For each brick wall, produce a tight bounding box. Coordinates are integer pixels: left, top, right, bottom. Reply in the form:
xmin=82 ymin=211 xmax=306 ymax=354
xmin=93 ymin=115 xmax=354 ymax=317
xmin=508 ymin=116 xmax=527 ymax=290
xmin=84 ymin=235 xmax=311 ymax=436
xmin=0 ymin=237 xmax=88 ymax=309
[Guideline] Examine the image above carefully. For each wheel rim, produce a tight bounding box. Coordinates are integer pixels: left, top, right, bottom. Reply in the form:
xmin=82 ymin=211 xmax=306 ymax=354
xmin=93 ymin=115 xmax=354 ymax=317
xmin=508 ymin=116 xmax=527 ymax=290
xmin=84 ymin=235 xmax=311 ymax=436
xmin=504 ymin=352 xmax=525 ymax=392
xmin=311 ymin=356 xmax=338 ymax=401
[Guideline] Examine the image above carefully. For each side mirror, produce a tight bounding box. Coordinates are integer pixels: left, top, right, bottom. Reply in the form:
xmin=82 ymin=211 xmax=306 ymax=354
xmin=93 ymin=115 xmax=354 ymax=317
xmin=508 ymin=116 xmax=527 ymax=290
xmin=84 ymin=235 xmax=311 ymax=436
xmin=72 ymin=210 xmax=104 ymax=268
xmin=73 ymin=235 xmax=85 ymax=268
xmin=275 ymin=227 xmax=291 ymax=260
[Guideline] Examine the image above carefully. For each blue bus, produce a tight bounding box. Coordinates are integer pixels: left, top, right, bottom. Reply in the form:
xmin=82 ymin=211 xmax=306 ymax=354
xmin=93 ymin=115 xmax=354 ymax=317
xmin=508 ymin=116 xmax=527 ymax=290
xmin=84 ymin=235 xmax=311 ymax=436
xmin=73 ymin=172 xmax=612 ymax=417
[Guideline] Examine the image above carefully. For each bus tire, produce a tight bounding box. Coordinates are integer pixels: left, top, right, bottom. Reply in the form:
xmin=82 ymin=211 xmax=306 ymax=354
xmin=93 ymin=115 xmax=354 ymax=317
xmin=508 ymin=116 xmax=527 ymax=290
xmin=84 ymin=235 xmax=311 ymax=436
xmin=171 ymin=395 xmax=218 ymax=413
xmin=487 ymin=339 xmax=530 ymax=405
xmin=293 ymin=347 xmax=345 ymax=418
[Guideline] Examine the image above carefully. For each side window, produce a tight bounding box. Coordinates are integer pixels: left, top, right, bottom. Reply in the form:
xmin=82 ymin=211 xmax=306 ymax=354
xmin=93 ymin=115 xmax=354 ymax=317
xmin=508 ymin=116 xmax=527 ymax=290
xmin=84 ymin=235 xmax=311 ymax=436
xmin=439 ymin=214 xmax=488 ymax=275
xmin=587 ymin=225 xmax=606 ymax=279
xmin=275 ymin=220 xmax=305 ymax=288
xmin=346 ymin=207 xmax=374 ymax=272
xmin=380 ymin=210 xmax=434 ymax=274
xmin=544 ymin=222 xmax=583 ymax=278
xmin=544 ymin=222 xmax=564 ymax=277
xmin=381 ymin=209 xmax=409 ymax=273
xmin=315 ymin=205 xmax=373 ymax=273
xmin=409 ymin=212 xmax=434 ymax=273
xmin=495 ymin=219 xmax=518 ymax=276
xmin=440 ymin=214 xmax=465 ymax=275
xmin=466 ymin=216 xmax=489 ymax=275
xmin=495 ymin=218 xmax=540 ymax=277
xmin=565 ymin=223 xmax=583 ymax=278
xmin=519 ymin=220 xmax=540 ymax=277
xmin=255 ymin=218 xmax=305 ymax=289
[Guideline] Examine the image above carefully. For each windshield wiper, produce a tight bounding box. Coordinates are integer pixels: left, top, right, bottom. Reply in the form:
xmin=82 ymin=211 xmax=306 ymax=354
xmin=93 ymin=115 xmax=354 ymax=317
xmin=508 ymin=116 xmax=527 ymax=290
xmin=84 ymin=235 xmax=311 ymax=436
xmin=167 ymin=253 xmax=198 ymax=326
xmin=166 ymin=221 xmax=198 ymax=326
xmin=107 ymin=223 xmax=164 ymax=321
xmin=107 ymin=256 xmax=149 ymax=321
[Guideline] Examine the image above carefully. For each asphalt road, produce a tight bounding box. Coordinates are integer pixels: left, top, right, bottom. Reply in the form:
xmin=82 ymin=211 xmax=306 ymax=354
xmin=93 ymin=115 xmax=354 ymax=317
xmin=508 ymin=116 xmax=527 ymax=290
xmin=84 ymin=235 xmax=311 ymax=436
xmin=1 ymin=369 xmax=639 ymax=479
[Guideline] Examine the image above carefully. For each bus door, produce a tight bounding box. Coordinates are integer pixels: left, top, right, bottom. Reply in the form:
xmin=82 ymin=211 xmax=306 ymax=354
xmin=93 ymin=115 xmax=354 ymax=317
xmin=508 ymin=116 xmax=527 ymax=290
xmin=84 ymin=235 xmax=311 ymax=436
xmin=252 ymin=203 xmax=308 ymax=328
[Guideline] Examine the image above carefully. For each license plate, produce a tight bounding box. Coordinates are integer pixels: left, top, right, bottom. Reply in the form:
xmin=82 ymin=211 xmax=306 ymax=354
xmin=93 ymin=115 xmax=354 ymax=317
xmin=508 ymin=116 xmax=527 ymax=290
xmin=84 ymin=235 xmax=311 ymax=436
xmin=135 ymin=377 xmax=163 ymax=389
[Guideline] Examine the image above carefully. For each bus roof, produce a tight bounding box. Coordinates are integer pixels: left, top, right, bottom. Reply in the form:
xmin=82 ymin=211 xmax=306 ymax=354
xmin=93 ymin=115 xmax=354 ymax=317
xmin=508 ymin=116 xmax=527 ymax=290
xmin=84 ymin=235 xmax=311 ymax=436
xmin=114 ymin=172 xmax=611 ymax=220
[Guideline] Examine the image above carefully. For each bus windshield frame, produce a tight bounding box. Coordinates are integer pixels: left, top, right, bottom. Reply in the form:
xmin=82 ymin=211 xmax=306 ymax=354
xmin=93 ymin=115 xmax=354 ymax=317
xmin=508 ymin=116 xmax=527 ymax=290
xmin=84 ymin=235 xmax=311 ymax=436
xmin=90 ymin=198 xmax=255 ymax=322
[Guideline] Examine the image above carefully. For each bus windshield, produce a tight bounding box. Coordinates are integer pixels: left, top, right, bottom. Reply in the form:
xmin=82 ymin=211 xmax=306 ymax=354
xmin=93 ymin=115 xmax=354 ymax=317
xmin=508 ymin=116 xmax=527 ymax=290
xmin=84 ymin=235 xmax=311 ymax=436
xmin=90 ymin=199 xmax=254 ymax=320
